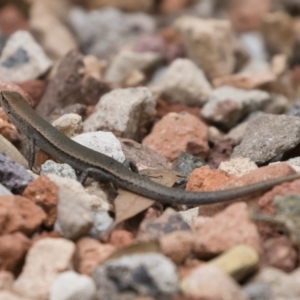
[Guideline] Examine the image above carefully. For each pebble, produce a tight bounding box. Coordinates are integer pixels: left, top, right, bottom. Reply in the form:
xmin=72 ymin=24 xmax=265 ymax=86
xmin=108 ymin=229 xmax=134 ymax=249
xmin=172 ymin=152 xmax=206 ymax=176
xmin=157 ymin=58 xmax=212 ymax=106
xmin=69 ymin=7 xmax=155 ymax=59
xmin=75 ymin=237 xmax=116 ymax=275
xmin=0 ymin=134 xmax=28 ymax=169
xmin=0 ymin=183 xmax=12 ymax=196
xmin=0 ymin=195 xmax=46 ymax=235
xmin=0 ymin=152 xmax=33 ymax=194
xmin=47 ymin=174 xmax=109 ymax=211
xmin=83 ymin=87 xmax=156 ymax=141
xmin=22 ymin=175 xmax=58 ymax=228
xmin=55 ymin=185 xmax=94 ymax=240
xmin=0 ymin=270 xmax=14 ymax=290
xmin=49 ymin=270 xmax=96 ymax=300
xmin=81 ymin=0 xmax=154 ymax=11
xmin=0 ymin=233 xmax=31 ymax=273
xmin=138 ymin=208 xmax=191 ymax=241
xmin=41 ymin=160 xmax=77 ymax=180
xmin=0 ymin=30 xmax=52 ymax=82
xmin=29 ymin=0 xmax=78 ymax=60
xmin=93 ymin=253 xmax=178 ymax=299
xmin=52 ymin=113 xmax=83 ymax=138
xmin=201 ymin=86 xmax=271 ymax=128
xmin=178 ymin=207 xmax=199 ymax=226
xmin=218 ymin=157 xmax=258 ymax=177
xmin=88 ymin=210 xmax=114 ymax=238
xmin=175 ymin=17 xmax=235 ymax=79
xmin=192 ymin=202 xmax=262 ymax=257
xmin=180 ymin=264 xmax=249 ymax=300
xmin=105 ymin=49 xmax=161 ymax=83
xmin=0 ymin=291 xmax=31 ymax=300
xmin=143 ymin=112 xmax=209 ymax=162
xmin=209 ymin=245 xmax=259 ymax=281
xmin=72 ymin=131 xmax=125 ymax=163
xmin=232 ymin=113 xmax=300 ymax=164
xmin=14 ymin=238 xmax=75 ymax=300
xmin=17 ymin=79 xmax=46 ymax=107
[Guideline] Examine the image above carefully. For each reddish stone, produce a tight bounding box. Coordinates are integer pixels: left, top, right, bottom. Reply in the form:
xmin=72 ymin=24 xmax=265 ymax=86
xmin=108 ymin=230 xmax=134 ymax=249
xmin=17 ymin=80 xmax=46 ymax=107
xmin=23 ymin=175 xmax=58 ymax=228
xmin=160 ymin=0 xmax=193 ymax=14
xmin=0 ymin=5 xmax=28 ymax=37
xmin=160 ymin=231 xmax=194 ymax=264
xmin=193 ymin=202 xmax=262 ymax=258
xmin=0 ymin=111 xmax=20 ymax=142
xmin=75 ymin=237 xmax=116 ymax=275
xmin=263 ymin=236 xmax=297 ymax=272
xmin=0 ymin=196 xmax=46 ymax=236
xmin=186 ymin=166 xmax=235 ymax=192
xmin=0 ymin=233 xmax=31 ymax=273
xmin=143 ymin=112 xmax=209 ymax=162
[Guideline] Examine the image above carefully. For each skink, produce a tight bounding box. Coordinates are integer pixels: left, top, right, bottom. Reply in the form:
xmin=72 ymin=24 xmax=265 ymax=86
xmin=1 ymin=91 xmax=300 ymax=205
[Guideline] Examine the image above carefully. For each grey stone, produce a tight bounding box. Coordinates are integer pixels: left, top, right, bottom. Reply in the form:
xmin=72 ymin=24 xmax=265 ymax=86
xmin=89 ymin=210 xmax=114 ymax=238
xmin=52 ymin=113 xmax=83 ymax=138
xmin=158 ymin=58 xmax=212 ymax=106
xmin=243 ymin=282 xmax=272 ymax=300
xmin=0 ymin=31 xmax=52 ymax=82
xmin=55 ymin=187 xmax=94 ymax=240
xmin=41 ymin=160 xmax=77 ymax=180
xmin=93 ymin=253 xmax=178 ymax=300
xmin=83 ymin=87 xmax=156 ymax=141
xmin=232 ymin=113 xmax=300 ymax=164
xmin=0 ymin=152 xmax=33 ymax=194
xmin=0 ymin=183 xmax=12 ymax=195
xmin=105 ymin=49 xmax=161 ymax=83
xmin=172 ymin=152 xmax=205 ymax=176
xmin=50 ymin=271 xmax=96 ymax=300
xmin=69 ymin=7 xmax=155 ymax=59
xmin=202 ymin=86 xmax=271 ymax=128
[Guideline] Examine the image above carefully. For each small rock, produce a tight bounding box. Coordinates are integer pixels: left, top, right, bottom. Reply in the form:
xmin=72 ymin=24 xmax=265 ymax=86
xmin=0 ymin=30 xmax=52 ymax=82
xmin=138 ymin=208 xmax=191 ymax=241
xmin=178 ymin=207 xmax=199 ymax=227
xmin=89 ymin=210 xmax=114 ymax=238
xmin=72 ymin=131 xmax=125 ymax=163
xmin=175 ymin=17 xmax=235 ymax=79
xmin=0 ymin=5 xmax=29 ymax=36
xmin=120 ymin=138 xmax=170 ymax=170
xmin=52 ymin=113 xmax=83 ymax=138
xmin=105 ymin=49 xmax=161 ymax=83
xmin=157 ymin=58 xmax=212 ymax=106
xmin=84 ymin=87 xmax=156 ymax=141
xmin=143 ymin=112 xmax=209 ymax=161
xmin=16 ymin=79 xmax=46 ymax=107
xmin=108 ymin=230 xmax=134 ymax=249
xmin=22 ymin=175 xmax=58 ymax=228
xmin=81 ymin=0 xmax=154 ymax=11
xmin=0 ymin=233 xmax=31 ymax=273
xmin=14 ymin=238 xmax=75 ymax=300
xmin=186 ymin=165 xmax=234 ymax=192
xmin=0 ymin=270 xmax=14 ymax=290
xmin=160 ymin=0 xmax=193 ymax=14
xmin=212 ymin=71 xmax=276 ymax=90
xmin=0 ymin=183 xmax=12 ymax=196
xmin=29 ymin=0 xmax=78 ymax=60
xmin=172 ymin=152 xmax=205 ymax=177
xmin=48 ymin=174 xmax=109 ymax=212
xmin=49 ymin=270 xmax=96 ymax=300
xmin=193 ymin=202 xmax=262 ymax=257
xmin=263 ymin=236 xmax=298 ymax=272
xmin=93 ymin=253 xmax=178 ymax=300
xmin=201 ymin=86 xmax=271 ymax=128
xmin=55 ymin=186 xmax=94 ymax=240
xmin=209 ymin=245 xmax=259 ymax=281
xmin=69 ymin=7 xmax=155 ymax=59
xmin=180 ymin=264 xmax=249 ymax=300
xmin=0 ymin=195 xmax=46 ymax=235
xmin=247 ymin=267 xmax=300 ymax=299
xmin=261 ymin=12 xmax=296 ymax=57
xmin=0 ymin=152 xmax=33 ymax=194
xmin=41 ymin=160 xmax=77 ymax=180
xmin=0 ymin=114 xmax=20 ymax=144
xmin=243 ymin=282 xmax=272 ymax=300
xmin=232 ymin=113 xmax=300 ymax=164
xmin=75 ymin=237 xmax=116 ymax=275
xmin=160 ymin=231 xmax=194 ymax=264
xmin=207 ymin=125 xmax=224 ymax=145
xmin=219 ymin=157 xmax=258 ymax=177
xmin=228 ymin=0 xmax=270 ymax=32
xmin=0 ymin=290 xmax=32 ymax=300
xmin=226 ymin=120 xmax=250 ymax=145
